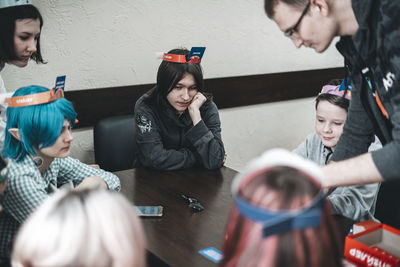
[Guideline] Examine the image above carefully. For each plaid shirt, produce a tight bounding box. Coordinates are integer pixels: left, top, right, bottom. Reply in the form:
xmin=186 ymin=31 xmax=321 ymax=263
xmin=0 ymin=155 xmax=120 ymax=258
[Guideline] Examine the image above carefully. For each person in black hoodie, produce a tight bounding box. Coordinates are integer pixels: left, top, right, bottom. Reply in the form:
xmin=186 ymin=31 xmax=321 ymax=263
xmin=263 ymin=0 xmax=400 ymax=189
xmin=134 ymin=48 xmax=225 ymax=171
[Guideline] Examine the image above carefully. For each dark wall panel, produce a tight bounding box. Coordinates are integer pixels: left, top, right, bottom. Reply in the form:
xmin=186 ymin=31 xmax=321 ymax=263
xmin=65 ymin=67 xmax=344 ymax=128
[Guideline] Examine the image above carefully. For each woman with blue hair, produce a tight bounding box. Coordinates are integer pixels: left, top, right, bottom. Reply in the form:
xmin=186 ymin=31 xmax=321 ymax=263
xmin=0 ymin=85 xmax=121 ymax=264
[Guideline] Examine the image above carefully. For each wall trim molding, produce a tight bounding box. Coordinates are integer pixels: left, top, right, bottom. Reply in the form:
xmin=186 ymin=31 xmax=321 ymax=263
xmin=65 ymin=67 xmax=344 ymax=128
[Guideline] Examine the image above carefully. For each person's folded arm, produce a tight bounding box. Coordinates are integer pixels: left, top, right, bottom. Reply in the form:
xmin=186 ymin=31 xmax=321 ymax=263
xmin=58 ymin=157 xmax=121 ymax=192
xmin=185 ymin=102 xmax=225 ymax=170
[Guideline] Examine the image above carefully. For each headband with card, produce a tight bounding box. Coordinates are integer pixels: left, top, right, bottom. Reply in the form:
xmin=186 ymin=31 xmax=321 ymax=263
xmin=232 ymin=149 xmax=326 ymax=238
xmin=5 ymin=75 xmax=66 ymax=108
xmin=0 ymin=0 xmax=32 ymax=9
xmin=162 ymin=47 xmax=206 ymax=64
xmin=5 ymin=88 xmax=64 ymax=107
xmin=320 ymin=79 xmax=352 ymax=100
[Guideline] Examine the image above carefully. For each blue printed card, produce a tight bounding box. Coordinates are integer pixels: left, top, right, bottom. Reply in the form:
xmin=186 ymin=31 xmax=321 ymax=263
xmin=188 ymin=47 xmax=206 ymax=60
xmin=198 ymin=247 xmax=223 ymax=263
xmin=55 ymin=75 xmax=66 ymax=91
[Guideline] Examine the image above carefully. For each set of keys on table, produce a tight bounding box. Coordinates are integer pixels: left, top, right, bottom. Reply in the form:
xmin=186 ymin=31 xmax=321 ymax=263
xmin=181 ymin=194 xmax=204 ymax=212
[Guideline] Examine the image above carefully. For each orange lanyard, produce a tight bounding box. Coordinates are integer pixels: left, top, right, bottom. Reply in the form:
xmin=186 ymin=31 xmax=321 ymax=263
xmin=374 ymin=91 xmax=389 ymax=119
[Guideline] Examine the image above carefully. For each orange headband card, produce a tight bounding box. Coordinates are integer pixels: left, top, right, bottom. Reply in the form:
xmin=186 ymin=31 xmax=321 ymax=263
xmin=162 ymin=53 xmax=202 ymax=64
xmin=162 ymin=54 xmax=188 ymax=63
xmin=162 ymin=47 xmax=205 ymax=64
xmin=5 ymin=88 xmax=64 ymax=107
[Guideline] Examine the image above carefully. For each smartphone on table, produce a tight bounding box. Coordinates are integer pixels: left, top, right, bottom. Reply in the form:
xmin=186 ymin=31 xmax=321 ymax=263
xmin=134 ymin=205 xmax=164 ymax=217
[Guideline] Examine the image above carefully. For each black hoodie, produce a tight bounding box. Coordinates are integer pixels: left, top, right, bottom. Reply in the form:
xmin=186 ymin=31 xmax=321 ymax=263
xmin=134 ymin=94 xmax=225 ymax=170
xmin=332 ymin=0 xmax=400 ymax=181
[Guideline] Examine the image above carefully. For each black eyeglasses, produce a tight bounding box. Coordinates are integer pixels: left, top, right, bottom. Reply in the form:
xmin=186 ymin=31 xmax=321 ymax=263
xmin=181 ymin=194 xmax=204 ymax=212
xmin=284 ymin=2 xmax=310 ymax=39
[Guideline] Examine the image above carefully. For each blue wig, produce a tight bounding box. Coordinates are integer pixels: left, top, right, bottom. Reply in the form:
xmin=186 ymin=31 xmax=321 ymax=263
xmin=2 ymin=85 xmax=77 ymax=161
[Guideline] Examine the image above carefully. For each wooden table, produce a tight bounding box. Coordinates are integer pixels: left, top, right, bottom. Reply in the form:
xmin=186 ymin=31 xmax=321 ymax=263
xmin=115 ymin=167 xmax=354 ymax=267
xmin=115 ymin=166 xmax=238 ymax=267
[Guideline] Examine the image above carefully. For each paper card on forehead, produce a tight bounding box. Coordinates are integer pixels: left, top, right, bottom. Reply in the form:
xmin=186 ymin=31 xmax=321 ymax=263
xmin=55 ymin=75 xmax=66 ymax=91
xmin=339 ymin=77 xmax=352 ymax=92
xmin=188 ymin=47 xmax=206 ymax=60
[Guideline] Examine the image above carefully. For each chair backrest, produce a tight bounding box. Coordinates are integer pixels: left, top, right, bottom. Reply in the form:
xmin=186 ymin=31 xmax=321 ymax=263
xmin=374 ymin=179 xmax=400 ymax=228
xmin=94 ymin=115 xmax=138 ymax=172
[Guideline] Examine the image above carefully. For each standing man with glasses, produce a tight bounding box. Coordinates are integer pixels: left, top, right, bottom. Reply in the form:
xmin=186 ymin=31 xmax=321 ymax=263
xmin=263 ymin=0 xmax=400 ymax=224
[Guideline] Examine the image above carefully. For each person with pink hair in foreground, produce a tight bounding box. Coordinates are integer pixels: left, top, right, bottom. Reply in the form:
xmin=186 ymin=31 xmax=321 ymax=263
xmin=220 ymin=149 xmax=343 ymax=267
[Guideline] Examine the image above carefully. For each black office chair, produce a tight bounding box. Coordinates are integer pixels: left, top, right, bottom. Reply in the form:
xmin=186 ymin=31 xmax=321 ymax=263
xmin=374 ymin=179 xmax=400 ymax=228
xmin=94 ymin=115 xmax=138 ymax=172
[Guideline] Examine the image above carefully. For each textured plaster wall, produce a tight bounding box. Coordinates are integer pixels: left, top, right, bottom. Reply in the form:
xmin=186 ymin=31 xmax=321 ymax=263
xmin=3 ymin=1 xmax=340 ymax=171
xmin=3 ymin=0 xmax=342 ymax=90
xmin=219 ymin=98 xmax=315 ymax=171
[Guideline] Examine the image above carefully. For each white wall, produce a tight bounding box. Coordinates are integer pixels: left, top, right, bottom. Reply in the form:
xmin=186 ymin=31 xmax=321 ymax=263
xmin=220 ymin=97 xmax=315 ymax=171
xmin=3 ymin=1 xmax=339 ymax=171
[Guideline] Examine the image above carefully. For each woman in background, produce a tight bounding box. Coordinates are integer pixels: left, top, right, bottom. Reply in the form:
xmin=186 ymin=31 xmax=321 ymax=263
xmin=134 ymin=47 xmax=225 ymax=170
xmin=220 ymin=149 xmax=342 ymax=267
xmin=12 ymin=188 xmax=146 ymax=267
xmin=0 ymin=1 xmax=45 ymax=150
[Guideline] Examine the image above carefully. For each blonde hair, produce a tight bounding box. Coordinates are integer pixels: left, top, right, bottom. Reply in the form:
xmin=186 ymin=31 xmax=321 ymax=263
xmin=11 ymin=189 xmax=146 ymax=267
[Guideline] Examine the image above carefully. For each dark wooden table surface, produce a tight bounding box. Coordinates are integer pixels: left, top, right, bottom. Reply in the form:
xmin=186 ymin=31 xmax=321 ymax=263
xmin=115 ymin=166 xmax=238 ymax=267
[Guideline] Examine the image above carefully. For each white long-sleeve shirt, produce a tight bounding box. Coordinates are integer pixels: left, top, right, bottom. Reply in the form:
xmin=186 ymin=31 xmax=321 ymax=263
xmin=0 ymin=66 xmax=15 ymax=152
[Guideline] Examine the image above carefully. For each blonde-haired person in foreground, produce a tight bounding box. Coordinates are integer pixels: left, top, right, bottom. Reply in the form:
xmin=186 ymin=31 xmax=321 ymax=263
xmin=11 ymin=188 xmax=146 ymax=267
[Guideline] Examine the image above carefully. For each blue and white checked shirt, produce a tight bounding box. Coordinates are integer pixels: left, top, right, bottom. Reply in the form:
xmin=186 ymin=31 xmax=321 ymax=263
xmin=0 ymin=155 xmax=120 ymax=258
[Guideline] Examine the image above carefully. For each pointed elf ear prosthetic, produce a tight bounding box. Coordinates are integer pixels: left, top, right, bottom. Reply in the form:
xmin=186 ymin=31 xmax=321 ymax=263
xmin=8 ymin=128 xmax=21 ymax=141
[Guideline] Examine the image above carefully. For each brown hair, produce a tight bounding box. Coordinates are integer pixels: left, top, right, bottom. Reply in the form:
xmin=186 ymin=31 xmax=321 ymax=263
xmin=264 ymin=0 xmax=309 ymax=18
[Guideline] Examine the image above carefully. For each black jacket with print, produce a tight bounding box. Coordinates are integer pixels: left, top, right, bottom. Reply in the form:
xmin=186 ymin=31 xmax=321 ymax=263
xmin=134 ymin=94 xmax=225 ymax=171
xmin=331 ymin=0 xmax=400 ymax=180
